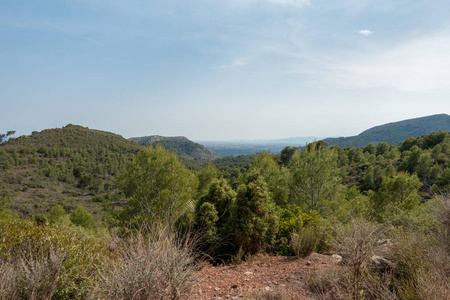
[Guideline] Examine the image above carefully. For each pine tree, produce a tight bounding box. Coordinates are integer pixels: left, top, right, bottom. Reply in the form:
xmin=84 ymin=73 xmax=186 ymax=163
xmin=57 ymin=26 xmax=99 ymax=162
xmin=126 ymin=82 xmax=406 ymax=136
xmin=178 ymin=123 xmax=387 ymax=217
xmin=229 ymin=170 xmax=278 ymax=255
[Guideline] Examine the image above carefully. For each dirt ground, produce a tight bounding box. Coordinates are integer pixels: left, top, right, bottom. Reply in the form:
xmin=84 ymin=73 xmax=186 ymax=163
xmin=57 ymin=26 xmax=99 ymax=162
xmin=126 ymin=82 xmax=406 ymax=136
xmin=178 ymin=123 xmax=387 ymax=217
xmin=189 ymin=253 xmax=333 ymax=300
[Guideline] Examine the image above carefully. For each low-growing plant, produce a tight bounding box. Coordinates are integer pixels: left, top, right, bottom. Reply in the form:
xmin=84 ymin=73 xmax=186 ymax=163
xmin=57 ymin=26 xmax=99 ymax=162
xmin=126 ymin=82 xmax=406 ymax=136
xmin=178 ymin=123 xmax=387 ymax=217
xmin=91 ymin=227 xmax=198 ymax=300
xmin=230 ymin=246 xmax=246 ymax=265
xmin=70 ymin=205 xmax=96 ymax=229
xmin=290 ymin=226 xmax=319 ymax=258
xmin=1 ymin=248 xmax=65 ymax=300
xmin=434 ymin=194 xmax=450 ymax=251
xmin=47 ymin=204 xmax=66 ymax=224
xmin=0 ymin=260 xmax=20 ymax=300
xmin=331 ymin=219 xmax=386 ymax=299
xmin=385 ymin=230 xmax=450 ymax=300
xmin=307 ymin=264 xmax=395 ymax=300
xmin=0 ymin=220 xmax=112 ymax=299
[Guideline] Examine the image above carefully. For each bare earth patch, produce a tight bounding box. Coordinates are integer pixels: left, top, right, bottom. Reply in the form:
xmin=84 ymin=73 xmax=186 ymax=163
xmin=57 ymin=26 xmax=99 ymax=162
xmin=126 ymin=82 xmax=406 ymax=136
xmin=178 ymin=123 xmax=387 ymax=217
xmin=190 ymin=253 xmax=333 ymax=300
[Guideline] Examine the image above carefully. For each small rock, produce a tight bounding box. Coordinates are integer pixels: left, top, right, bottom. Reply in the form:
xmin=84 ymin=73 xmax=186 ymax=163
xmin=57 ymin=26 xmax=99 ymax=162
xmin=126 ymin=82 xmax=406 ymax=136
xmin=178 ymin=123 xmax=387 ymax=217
xmin=198 ymin=289 xmax=202 ymax=294
xmin=231 ymin=284 xmax=238 ymax=289
xmin=371 ymin=255 xmax=394 ymax=272
xmin=232 ymin=297 xmax=239 ymax=300
xmin=305 ymin=260 xmax=312 ymax=266
xmin=244 ymin=271 xmax=253 ymax=275
xmin=273 ymin=281 xmax=279 ymax=285
xmin=376 ymin=239 xmax=392 ymax=247
xmin=332 ymin=254 xmax=343 ymax=264
xmin=264 ymin=286 xmax=271 ymax=291
xmin=214 ymin=287 xmax=221 ymax=291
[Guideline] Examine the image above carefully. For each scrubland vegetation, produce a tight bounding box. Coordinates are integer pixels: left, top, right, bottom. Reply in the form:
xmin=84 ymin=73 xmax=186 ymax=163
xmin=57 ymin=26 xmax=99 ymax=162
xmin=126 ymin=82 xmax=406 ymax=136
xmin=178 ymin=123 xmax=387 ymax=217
xmin=0 ymin=126 xmax=450 ymax=299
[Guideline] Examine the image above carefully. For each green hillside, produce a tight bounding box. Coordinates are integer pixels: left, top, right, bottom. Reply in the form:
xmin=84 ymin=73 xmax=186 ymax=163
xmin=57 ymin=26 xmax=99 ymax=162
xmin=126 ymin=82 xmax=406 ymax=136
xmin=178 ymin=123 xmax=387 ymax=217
xmin=1 ymin=127 xmax=450 ymax=298
xmin=0 ymin=124 xmax=140 ymax=218
xmin=129 ymin=135 xmax=221 ymax=163
xmin=324 ymin=114 xmax=450 ymax=147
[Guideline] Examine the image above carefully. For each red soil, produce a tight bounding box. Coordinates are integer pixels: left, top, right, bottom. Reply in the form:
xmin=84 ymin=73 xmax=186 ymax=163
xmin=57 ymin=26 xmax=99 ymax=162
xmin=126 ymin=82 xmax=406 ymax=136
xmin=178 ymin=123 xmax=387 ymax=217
xmin=190 ymin=253 xmax=333 ymax=300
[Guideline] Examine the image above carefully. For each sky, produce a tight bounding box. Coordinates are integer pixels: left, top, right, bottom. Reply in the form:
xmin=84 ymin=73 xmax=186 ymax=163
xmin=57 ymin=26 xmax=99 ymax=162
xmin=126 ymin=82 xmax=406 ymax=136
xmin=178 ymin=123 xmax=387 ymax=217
xmin=1 ymin=0 xmax=450 ymax=141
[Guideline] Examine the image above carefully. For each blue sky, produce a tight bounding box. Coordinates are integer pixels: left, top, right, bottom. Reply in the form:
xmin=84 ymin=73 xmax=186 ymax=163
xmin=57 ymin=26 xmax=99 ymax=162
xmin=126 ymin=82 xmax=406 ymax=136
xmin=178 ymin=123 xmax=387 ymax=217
xmin=1 ymin=0 xmax=450 ymax=140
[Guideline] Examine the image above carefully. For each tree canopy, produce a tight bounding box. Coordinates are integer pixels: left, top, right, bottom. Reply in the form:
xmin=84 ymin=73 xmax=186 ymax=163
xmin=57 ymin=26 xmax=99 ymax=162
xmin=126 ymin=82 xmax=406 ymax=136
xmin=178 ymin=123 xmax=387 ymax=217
xmin=119 ymin=145 xmax=198 ymax=228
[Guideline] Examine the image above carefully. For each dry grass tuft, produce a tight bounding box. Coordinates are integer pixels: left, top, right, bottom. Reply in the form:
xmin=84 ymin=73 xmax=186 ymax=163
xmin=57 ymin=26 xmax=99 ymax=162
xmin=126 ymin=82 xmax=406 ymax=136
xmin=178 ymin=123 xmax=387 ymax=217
xmin=0 ymin=248 xmax=65 ymax=300
xmin=290 ymin=226 xmax=319 ymax=258
xmin=91 ymin=227 xmax=198 ymax=300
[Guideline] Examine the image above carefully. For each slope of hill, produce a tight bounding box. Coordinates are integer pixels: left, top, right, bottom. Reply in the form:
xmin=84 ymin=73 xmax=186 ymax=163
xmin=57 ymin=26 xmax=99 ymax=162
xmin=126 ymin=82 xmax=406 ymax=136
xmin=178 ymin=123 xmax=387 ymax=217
xmin=0 ymin=124 xmax=140 ymax=218
xmin=129 ymin=135 xmax=221 ymax=163
xmin=4 ymin=124 xmax=141 ymax=152
xmin=324 ymin=114 xmax=450 ymax=147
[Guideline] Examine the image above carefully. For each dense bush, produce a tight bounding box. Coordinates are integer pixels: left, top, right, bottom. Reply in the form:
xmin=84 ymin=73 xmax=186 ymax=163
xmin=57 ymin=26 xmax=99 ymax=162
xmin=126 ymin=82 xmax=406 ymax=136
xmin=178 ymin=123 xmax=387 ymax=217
xmin=229 ymin=170 xmax=278 ymax=255
xmin=0 ymin=248 xmax=64 ymax=300
xmin=0 ymin=220 xmax=112 ymax=299
xmin=70 ymin=206 xmax=96 ymax=229
xmin=119 ymin=145 xmax=198 ymax=228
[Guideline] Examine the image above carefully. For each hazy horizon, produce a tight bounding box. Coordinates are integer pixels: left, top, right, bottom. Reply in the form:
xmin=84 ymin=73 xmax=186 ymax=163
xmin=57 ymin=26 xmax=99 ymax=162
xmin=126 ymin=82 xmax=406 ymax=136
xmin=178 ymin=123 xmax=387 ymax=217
xmin=2 ymin=1 xmax=450 ymax=140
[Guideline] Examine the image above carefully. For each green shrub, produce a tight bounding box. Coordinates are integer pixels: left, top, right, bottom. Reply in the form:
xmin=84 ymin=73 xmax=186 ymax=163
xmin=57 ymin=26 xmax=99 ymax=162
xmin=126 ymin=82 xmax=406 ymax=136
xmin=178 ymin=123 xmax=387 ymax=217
xmin=0 ymin=191 xmax=17 ymax=220
xmin=0 ymin=220 xmax=112 ymax=299
xmin=70 ymin=206 xmax=95 ymax=229
xmin=48 ymin=204 xmax=66 ymax=224
xmin=385 ymin=231 xmax=449 ymax=300
xmin=229 ymin=170 xmax=278 ymax=255
xmin=275 ymin=206 xmax=325 ymax=255
xmin=290 ymin=226 xmax=319 ymax=258
xmin=434 ymin=195 xmax=450 ymax=251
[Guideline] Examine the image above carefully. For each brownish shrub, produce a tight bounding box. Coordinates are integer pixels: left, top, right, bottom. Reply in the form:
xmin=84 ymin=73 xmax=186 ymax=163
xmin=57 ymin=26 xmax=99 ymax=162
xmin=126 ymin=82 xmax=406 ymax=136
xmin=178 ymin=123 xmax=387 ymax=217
xmin=290 ymin=226 xmax=319 ymax=258
xmin=0 ymin=248 xmax=65 ymax=300
xmin=91 ymin=228 xmax=198 ymax=300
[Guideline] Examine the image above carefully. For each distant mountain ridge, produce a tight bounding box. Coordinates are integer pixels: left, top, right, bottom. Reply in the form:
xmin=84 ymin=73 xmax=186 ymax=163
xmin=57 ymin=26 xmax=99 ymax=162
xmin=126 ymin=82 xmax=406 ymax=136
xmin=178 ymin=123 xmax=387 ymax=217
xmin=129 ymin=135 xmax=221 ymax=163
xmin=324 ymin=114 xmax=450 ymax=147
xmin=198 ymin=136 xmax=323 ymax=156
xmin=197 ymin=136 xmax=321 ymax=145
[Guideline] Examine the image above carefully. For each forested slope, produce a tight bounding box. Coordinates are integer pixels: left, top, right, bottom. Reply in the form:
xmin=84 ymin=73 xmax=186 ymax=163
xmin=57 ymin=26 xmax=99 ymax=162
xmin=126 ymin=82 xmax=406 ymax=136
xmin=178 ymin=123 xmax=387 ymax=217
xmin=0 ymin=124 xmax=140 ymax=218
xmin=324 ymin=114 xmax=450 ymax=147
xmin=1 ymin=126 xmax=449 ymax=299
xmin=130 ymin=135 xmax=221 ymax=163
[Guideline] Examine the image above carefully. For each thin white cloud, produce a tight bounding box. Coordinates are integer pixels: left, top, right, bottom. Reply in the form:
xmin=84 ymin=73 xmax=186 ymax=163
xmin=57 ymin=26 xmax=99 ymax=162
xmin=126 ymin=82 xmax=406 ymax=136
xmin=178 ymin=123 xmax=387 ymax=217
xmin=325 ymin=34 xmax=450 ymax=92
xmin=267 ymin=0 xmax=312 ymax=7
xmin=219 ymin=58 xmax=249 ymax=71
xmin=357 ymin=29 xmax=373 ymax=36
xmin=84 ymin=37 xmax=104 ymax=46
xmin=222 ymin=0 xmax=312 ymax=8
